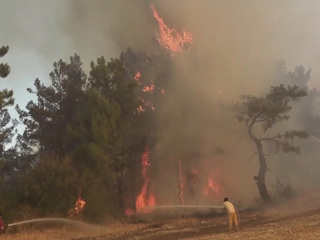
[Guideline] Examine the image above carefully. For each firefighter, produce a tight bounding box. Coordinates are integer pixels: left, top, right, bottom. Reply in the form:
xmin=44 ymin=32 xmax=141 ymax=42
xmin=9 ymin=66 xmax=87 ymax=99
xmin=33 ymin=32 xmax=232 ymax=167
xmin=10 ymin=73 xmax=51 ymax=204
xmin=223 ymin=197 xmax=239 ymax=231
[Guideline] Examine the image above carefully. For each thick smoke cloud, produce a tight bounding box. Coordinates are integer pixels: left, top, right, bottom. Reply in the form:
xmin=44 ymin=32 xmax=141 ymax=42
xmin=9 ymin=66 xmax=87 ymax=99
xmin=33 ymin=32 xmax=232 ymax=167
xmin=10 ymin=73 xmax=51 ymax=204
xmin=2 ymin=0 xmax=320 ymax=206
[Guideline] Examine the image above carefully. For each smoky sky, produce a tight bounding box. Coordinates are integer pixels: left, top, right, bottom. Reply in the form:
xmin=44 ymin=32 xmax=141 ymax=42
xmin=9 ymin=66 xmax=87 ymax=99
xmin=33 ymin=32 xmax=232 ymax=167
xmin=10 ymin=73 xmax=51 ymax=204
xmin=2 ymin=0 xmax=320 ymax=205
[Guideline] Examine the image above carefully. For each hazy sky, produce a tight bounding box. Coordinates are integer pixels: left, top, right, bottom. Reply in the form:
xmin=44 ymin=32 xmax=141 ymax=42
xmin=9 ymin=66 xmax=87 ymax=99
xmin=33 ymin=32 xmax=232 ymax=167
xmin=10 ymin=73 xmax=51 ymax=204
xmin=1 ymin=0 xmax=320 ymax=204
xmin=1 ymin=0 xmax=320 ymax=109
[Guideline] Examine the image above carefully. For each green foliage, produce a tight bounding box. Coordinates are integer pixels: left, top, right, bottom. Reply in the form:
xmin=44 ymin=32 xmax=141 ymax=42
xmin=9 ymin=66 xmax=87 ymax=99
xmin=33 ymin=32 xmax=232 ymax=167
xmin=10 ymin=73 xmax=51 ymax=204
xmin=17 ymin=154 xmax=79 ymax=216
xmin=0 ymin=46 xmax=10 ymax=78
xmin=238 ymin=84 xmax=307 ymax=131
xmin=236 ymin=83 xmax=308 ymax=202
xmin=66 ymin=89 xmax=126 ymax=221
xmin=0 ymin=46 xmax=16 ymax=159
xmin=82 ymin=179 xmax=122 ymax=223
xmin=67 ymin=89 xmax=121 ymax=175
xmin=1 ymin=49 xmax=174 ymax=222
xmin=0 ymin=64 xmax=10 ymax=78
xmin=0 ymin=46 xmax=9 ymax=57
xmin=89 ymin=56 xmax=139 ymax=119
xmin=0 ymin=90 xmax=16 ymax=153
xmin=236 ymin=84 xmax=308 ymax=152
xmin=16 ymin=54 xmax=87 ymax=157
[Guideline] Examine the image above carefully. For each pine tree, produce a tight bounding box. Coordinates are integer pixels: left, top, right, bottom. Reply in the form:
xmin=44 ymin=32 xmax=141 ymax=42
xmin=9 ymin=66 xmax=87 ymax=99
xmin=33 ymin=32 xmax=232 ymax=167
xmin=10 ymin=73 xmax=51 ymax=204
xmin=0 ymin=46 xmax=15 ymax=157
xmin=236 ymin=84 xmax=308 ymax=201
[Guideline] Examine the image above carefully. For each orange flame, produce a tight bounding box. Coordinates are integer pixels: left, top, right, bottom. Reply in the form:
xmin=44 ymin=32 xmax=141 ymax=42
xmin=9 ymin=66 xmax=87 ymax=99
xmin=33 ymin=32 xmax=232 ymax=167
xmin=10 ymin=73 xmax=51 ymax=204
xmin=134 ymin=71 xmax=142 ymax=84
xmin=141 ymin=148 xmax=150 ymax=178
xmin=203 ymin=177 xmax=221 ymax=196
xmin=136 ymin=98 xmax=155 ymax=113
xmin=125 ymin=208 xmax=135 ymax=216
xmin=142 ymin=82 xmax=155 ymax=93
xmin=177 ymin=160 xmax=185 ymax=204
xmin=136 ymin=180 xmax=156 ymax=213
xmin=136 ymin=105 xmax=144 ymax=113
xmin=151 ymin=3 xmax=193 ymax=53
xmin=68 ymin=195 xmax=86 ymax=216
xmin=133 ymin=71 xmax=156 ymax=114
xmin=135 ymin=147 xmax=156 ymax=213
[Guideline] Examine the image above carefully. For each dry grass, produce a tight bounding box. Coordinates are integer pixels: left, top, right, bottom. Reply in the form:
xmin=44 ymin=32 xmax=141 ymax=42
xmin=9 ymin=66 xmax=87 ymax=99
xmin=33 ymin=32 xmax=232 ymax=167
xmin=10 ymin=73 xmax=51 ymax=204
xmin=2 ymin=229 xmax=93 ymax=240
xmin=3 ymin=192 xmax=320 ymax=240
xmin=1 ymin=219 xmax=146 ymax=240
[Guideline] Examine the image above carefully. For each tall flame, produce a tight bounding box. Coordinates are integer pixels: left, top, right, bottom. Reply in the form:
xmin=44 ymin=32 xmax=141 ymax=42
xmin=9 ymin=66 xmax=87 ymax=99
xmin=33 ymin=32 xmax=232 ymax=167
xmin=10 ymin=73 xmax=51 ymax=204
xmin=151 ymin=3 xmax=193 ymax=53
xmin=177 ymin=160 xmax=185 ymax=204
xmin=135 ymin=147 xmax=156 ymax=213
xmin=203 ymin=177 xmax=221 ymax=196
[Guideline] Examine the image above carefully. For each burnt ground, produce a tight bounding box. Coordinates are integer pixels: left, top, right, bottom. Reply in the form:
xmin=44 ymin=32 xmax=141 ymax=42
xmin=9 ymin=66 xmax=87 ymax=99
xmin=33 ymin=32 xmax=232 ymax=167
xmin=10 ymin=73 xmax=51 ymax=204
xmin=76 ymin=195 xmax=320 ymax=240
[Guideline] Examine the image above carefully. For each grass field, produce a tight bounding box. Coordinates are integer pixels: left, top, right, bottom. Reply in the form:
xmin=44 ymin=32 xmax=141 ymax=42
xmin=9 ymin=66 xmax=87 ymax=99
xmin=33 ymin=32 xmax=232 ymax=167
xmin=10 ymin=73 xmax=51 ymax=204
xmin=3 ymin=192 xmax=320 ymax=240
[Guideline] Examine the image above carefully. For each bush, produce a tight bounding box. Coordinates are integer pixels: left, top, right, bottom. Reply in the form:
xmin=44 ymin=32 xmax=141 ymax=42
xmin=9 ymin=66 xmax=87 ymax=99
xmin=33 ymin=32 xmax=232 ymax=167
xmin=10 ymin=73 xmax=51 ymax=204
xmin=270 ymin=178 xmax=296 ymax=203
xmin=82 ymin=179 xmax=123 ymax=223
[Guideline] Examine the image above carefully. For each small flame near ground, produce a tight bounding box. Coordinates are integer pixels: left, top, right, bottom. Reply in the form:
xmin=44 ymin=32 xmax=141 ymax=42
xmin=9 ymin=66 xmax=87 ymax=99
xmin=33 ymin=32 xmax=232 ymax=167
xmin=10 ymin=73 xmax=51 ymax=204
xmin=68 ymin=195 xmax=86 ymax=216
xmin=150 ymin=3 xmax=193 ymax=54
xmin=177 ymin=160 xmax=185 ymax=204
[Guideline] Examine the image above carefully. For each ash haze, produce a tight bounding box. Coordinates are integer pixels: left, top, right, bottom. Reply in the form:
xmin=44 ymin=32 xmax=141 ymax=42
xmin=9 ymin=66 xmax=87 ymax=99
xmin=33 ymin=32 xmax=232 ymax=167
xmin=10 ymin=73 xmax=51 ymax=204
xmin=1 ymin=0 xmax=320 ymax=206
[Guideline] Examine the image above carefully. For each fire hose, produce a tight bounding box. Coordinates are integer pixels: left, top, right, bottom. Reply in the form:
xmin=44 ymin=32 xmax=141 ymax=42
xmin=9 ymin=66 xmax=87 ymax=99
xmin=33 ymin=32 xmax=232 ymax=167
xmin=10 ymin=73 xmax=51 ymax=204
xmin=4 ymin=217 xmax=89 ymax=234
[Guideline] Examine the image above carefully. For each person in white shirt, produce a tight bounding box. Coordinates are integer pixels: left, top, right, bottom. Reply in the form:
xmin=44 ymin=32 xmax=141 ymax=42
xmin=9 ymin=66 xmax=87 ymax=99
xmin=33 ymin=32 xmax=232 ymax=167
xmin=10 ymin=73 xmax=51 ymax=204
xmin=223 ymin=197 xmax=239 ymax=231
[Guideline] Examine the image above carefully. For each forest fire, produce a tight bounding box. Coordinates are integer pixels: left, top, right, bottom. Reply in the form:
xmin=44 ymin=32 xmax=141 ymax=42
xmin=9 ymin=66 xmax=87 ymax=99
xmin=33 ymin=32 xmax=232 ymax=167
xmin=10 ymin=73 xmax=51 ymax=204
xmin=135 ymin=147 xmax=156 ymax=213
xmin=128 ymin=5 xmax=221 ymax=215
xmin=127 ymin=153 xmax=224 ymax=216
xmin=203 ymin=177 xmax=221 ymax=196
xmin=136 ymin=98 xmax=155 ymax=113
xmin=177 ymin=160 xmax=185 ymax=204
xmin=68 ymin=195 xmax=86 ymax=216
xmin=134 ymin=71 xmax=141 ymax=83
xmin=151 ymin=3 xmax=193 ymax=53
xmin=134 ymin=70 xmax=156 ymax=113
xmin=142 ymin=81 xmax=155 ymax=93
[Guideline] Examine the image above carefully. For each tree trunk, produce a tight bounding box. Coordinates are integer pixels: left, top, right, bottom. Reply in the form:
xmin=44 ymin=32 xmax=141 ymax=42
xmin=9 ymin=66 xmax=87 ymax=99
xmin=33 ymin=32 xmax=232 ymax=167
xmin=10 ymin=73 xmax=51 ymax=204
xmin=248 ymin=124 xmax=271 ymax=202
xmin=255 ymin=139 xmax=271 ymax=202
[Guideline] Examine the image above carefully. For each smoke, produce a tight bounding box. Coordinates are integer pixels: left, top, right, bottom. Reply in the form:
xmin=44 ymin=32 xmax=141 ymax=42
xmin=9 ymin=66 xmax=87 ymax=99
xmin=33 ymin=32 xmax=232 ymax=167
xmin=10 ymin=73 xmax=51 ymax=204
xmin=2 ymin=0 xmax=320 ymax=206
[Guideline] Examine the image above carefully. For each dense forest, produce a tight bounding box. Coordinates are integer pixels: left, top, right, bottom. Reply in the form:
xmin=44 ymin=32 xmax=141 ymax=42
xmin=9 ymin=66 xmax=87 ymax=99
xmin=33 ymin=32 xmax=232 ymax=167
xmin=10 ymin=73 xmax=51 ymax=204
xmin=0 ymin=43 xmax=319 ymax=224
xmin=0 ymin=45 xmax=175 ymax=222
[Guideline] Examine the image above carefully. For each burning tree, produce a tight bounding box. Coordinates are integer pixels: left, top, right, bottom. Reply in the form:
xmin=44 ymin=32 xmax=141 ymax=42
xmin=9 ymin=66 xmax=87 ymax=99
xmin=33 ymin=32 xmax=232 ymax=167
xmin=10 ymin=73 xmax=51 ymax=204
xmin=120 ymin=48 xmax=172 ymax=214
xmin=68 ymin=191 xmax=86 ymax=218
xmin=236 ymin=84 xmax=308 ymax=202
xmin=151 ymin=3 xmax=193 ymax=54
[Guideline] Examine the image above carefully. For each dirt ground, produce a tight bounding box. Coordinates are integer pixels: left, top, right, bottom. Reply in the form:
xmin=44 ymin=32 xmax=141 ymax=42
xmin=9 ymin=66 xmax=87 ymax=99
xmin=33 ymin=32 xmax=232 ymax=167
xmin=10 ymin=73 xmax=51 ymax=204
xmin=3 ymin=193 xmax=320 ymax=240
xmin=76 ymin=193 xmax=320 ymax=240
